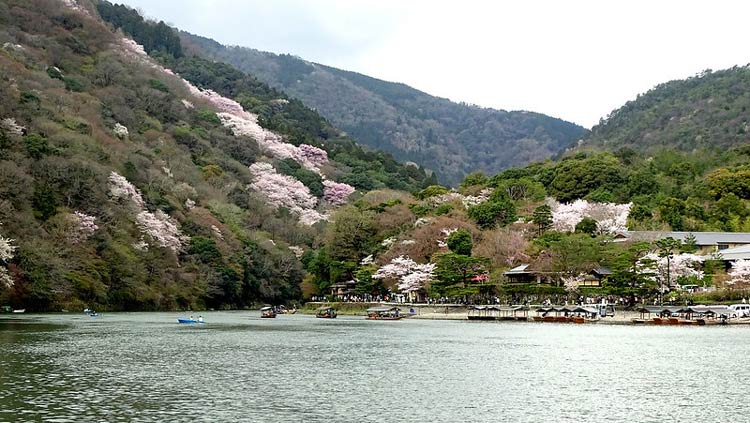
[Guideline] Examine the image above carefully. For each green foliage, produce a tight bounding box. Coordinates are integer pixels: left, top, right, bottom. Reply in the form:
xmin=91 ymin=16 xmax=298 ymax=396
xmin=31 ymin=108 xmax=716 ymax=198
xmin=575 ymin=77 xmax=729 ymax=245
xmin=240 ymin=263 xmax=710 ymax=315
xmin=461 ymin=172 xmax=488 ymax=188
xmin=97 ymin=1 xmax=183 ymax=58
xmin=575 ymin=217 xmax=598 ymax=236
xmin=416 ymin=185 xmax=449 ymax=199
xmin=23 ymin=134 xmax=52 ymax=159
xmin=432 ymin=253 xmax=488 ymax=296
xmin=467 ymin=197 xmax=516 ymax=229
xmin=531 ymin=204 xmax=552 ymax=235
xmin=446 ymin=229 xmax=473 ymax=256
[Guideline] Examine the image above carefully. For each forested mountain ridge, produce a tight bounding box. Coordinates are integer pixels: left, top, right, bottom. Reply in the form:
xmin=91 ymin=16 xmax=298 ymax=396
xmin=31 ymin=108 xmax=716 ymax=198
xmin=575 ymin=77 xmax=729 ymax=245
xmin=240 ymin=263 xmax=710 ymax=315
xmin=0 ymin=0 xmax=434 ymax=311
xmin=584 ymin=67 xmax=750 ymax=151
xmin=180 ymin=32 xmax=589 ymax=185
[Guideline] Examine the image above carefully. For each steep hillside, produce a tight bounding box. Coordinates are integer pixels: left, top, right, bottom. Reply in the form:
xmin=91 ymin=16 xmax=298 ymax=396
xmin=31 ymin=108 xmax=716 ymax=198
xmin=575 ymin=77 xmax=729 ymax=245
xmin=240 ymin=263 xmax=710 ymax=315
xmin=180 ymin=32 xmax=589 ymax=185
xmin=585 ymin=67 xmax=750 ymax=151
xmin=0 ymin=0 xmax=432 ymax=311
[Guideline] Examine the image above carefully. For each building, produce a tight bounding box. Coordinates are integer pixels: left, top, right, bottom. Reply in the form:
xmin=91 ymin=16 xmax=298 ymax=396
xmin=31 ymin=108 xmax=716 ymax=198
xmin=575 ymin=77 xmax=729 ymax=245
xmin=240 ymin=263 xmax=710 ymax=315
xmin=617 ymin=231 xmax=750 ymax=255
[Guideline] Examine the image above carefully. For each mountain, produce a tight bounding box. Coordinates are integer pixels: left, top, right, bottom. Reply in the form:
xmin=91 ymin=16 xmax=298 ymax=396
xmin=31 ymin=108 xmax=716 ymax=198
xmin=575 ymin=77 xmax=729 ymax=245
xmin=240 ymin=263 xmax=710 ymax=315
xmin=584 ymin=67 xmax=750 ymax=151
xmin=179 ymin=32 xmax=589 ymax=185
xmin=0 ymin=0 xmax=434 ymax=311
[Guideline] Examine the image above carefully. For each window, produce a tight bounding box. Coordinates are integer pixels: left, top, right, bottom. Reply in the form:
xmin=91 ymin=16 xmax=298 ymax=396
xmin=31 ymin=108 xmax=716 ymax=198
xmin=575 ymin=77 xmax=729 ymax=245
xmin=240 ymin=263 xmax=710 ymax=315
xmin=718 ymin=244 xmax=729 ymax=250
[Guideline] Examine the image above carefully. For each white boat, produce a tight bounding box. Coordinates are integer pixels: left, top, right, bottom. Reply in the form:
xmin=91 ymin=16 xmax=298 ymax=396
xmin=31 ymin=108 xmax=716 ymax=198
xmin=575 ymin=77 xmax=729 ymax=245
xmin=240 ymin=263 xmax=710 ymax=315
xmin=12 ymin=309 xmax=25 ymax=313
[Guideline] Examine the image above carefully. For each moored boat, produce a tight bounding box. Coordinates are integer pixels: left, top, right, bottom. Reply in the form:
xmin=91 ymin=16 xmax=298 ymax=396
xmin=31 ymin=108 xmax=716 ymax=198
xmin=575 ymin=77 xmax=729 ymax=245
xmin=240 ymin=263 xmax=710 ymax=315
xmin=366 ymin=306 xmax=403 ymax=320
xmin=260 ymin=306 xmax=276 ymax=318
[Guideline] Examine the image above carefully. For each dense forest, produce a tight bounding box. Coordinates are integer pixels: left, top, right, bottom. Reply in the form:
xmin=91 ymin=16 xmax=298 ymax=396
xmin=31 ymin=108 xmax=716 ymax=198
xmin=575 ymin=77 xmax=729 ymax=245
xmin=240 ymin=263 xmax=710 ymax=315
xmin=180 ymin=32 xmax=588 ymax=185
xmin=586 ymin=67 xmax=750 ymax=152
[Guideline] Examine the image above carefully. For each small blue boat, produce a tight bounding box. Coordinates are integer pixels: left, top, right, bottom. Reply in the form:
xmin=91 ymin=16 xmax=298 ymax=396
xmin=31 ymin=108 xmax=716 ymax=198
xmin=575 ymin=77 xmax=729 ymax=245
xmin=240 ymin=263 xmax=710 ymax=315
xmin=177 ymin=318 xmax=204 ymax=324
xmin=89 ymin=313 xmax=98 ymax=318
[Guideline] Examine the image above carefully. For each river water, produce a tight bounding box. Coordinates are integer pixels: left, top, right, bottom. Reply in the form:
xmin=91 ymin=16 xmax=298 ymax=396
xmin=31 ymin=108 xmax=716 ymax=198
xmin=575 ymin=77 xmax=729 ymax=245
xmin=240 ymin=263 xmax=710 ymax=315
xmin=0 ymin=312 xmax=747 ymax=422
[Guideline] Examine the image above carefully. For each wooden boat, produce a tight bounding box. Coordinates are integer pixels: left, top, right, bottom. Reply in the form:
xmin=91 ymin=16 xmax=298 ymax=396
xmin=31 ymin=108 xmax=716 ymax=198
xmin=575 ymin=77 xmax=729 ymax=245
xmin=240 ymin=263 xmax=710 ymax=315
xmin=315 ymin=306 xmax=337 ymax=319
xmin=366 ymin=306 xmax=404 ymax=320
xmin=260 ymin=306 xmax=276 ymax=318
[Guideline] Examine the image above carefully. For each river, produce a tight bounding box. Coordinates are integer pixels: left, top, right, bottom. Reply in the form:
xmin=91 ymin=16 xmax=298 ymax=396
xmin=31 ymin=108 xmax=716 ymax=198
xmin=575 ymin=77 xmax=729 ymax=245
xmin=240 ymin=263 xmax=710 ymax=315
xmin=0 ymin=312 xmax=747 ymax=422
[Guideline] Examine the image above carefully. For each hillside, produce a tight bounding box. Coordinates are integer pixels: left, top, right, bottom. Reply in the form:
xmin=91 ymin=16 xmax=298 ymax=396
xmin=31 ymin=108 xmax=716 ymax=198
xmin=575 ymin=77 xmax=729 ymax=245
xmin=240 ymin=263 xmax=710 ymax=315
xmin=585 ymin=67 xmax=750 ymax=151
xmin=0 ymin=0 xmax=433 ymax=311
xmin=180 ymin=32 xmax=589 ymax=185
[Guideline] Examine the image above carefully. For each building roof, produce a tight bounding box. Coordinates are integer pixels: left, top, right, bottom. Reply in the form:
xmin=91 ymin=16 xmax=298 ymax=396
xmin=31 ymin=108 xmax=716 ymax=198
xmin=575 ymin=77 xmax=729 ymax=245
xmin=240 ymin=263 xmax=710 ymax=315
xmin=592 ymin=266 xmax=613 ymax=276
xmin=716 ymin=244 xmax=750 ymax=261
xmin=622 ymin=231 xmax=750 ymax=246
xmin=504 ymin=264 xmax=531 ymax=275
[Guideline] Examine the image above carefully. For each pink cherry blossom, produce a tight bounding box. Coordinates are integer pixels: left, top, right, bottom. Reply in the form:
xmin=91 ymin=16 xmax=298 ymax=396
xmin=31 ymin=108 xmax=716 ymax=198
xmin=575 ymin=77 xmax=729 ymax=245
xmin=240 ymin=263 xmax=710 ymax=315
xmin=638 ymin=253 xmax=704 ymax=285
xmin=323 ymin=180 xmax=355 ymax=205
xmin=728 ymin=259 xmax=750 ymax=285
xmin=549 ymin=199 xmax=631 ymax=235
xmin=372 ymin=255 xmax=436 ymax=293
xmin=135 ymin=210 xmax=188 ymax=253
xmin=108 ymin=172 xmax=145 ymax=208
xmin=68 ymin=211 xmax=98 ymax=244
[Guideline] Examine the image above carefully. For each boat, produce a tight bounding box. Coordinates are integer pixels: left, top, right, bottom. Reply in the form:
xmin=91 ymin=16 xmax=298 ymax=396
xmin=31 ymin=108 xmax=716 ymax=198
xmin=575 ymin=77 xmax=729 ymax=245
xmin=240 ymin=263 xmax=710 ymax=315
xmin=366 ymin=306 xmax=404 ymax=320
xmin=260 ymin=306 xmax=276 ymax=318
xmin=315 ymin=306 xmax=337 ymax=319
xmin=89 ymin=312 xmax=99 ymax=318
xmin=277 ymin=305 xmax=297 ymax=315
xmin=177 ymin=317 xmax=204 ymax=324
xmin=11 ymin=309 xmax=25 ymax=313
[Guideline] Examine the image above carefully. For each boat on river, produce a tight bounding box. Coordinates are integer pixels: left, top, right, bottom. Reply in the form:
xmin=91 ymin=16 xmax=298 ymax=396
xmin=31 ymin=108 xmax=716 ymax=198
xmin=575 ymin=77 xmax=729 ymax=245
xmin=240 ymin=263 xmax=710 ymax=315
xmin=315 ymin=306 xmax=337 ymax=319
xmin=177 ymin=317 xmax=203 ymax=324
xmin=366 ymin=306 xmax=403 ymax=320
xmin=260 ymin=306 xmax=276 ymax=318
xmin=11 ymin=309 xmax=25 ymax=313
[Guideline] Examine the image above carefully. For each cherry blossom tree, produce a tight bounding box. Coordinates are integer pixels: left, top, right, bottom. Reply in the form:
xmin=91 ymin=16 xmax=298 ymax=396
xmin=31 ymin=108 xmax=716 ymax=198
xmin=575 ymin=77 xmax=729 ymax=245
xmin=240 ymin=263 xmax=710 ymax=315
xmin=638 ymin=252 xmax=704 ymax=286
xmin=113 ymin=123 xmax=128 ymax=138
xmin=135 ymin=210 xmax=188 ymax=253
xmin=549 ymin=199 xmax=631 ymax=235
xmin=249 ymin=162 xmax=317 ymax=213
xmin=562 ymin=274 xmax=585 ymax=292
xmin=1 ymin=118 xmax=24 ymax=136
xmin=372 ymin=255 xmax=436 ymax=293
xmin=728 ymin=259 xmax=750 ymax=285
xmin=68 ymin=211 xmax=98 ymax=244
xmin=323 ymin=180 xmax=355 ymax=205
xmin=0 ymin=231 xmax=15 ymax=288
xmin=108 ymin=172 xmax=145 ymax=208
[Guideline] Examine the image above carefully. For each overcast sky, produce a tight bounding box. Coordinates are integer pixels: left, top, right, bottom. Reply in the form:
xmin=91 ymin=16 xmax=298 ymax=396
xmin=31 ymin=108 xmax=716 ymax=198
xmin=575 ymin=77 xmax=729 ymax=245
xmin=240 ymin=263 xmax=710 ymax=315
xmin=117 ymin=0 xmax=750 ymax=128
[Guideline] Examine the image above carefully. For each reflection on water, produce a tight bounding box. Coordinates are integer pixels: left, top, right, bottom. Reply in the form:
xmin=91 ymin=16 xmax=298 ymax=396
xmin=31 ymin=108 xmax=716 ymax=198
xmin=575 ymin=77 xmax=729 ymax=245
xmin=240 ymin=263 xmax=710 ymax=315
xmin=0 ymin=312 xmax=747 ymax=422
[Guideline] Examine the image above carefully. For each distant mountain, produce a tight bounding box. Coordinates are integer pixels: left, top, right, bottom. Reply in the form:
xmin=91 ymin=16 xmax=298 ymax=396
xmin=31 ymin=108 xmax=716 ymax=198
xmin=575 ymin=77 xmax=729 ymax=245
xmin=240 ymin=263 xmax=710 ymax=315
xmin=180 ymin=32 xmax=589 ymax=185
xmin=584 ymin=67 xmax=750 ymax=151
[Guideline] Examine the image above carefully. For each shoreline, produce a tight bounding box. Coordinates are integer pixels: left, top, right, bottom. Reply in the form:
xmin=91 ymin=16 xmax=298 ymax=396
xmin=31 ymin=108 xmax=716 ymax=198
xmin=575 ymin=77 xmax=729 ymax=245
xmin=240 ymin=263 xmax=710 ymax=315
xmin=301 ymin=302 xmax=750 ymax=325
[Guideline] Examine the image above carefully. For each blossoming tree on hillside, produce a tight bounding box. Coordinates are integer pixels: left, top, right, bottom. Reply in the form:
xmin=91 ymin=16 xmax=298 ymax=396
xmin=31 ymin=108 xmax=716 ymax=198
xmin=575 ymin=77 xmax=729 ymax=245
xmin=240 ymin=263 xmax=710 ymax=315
xmin=372 ymin=255 xmax=436 ymax=294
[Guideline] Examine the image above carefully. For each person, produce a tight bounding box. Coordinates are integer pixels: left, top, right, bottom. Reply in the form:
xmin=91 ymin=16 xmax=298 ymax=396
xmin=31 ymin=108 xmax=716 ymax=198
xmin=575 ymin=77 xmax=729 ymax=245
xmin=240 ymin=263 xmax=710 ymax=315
xmin=197 ymin=315 xmax=204 ymax=323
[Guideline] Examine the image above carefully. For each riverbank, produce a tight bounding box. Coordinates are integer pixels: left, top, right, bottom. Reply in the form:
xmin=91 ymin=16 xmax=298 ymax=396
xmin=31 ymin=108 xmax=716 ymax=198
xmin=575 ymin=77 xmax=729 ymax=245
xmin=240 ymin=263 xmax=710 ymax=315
xmin=302 ymin=302 xmax=750 ymax=325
